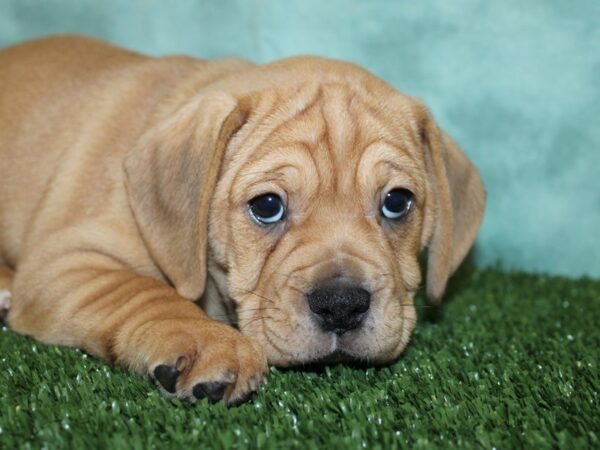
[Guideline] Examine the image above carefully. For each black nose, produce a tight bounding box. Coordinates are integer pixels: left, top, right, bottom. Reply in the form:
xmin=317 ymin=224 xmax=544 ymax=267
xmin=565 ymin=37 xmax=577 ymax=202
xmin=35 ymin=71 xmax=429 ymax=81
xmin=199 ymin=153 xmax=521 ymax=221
xmin=306 ymin=282 xmax=371 ymax=334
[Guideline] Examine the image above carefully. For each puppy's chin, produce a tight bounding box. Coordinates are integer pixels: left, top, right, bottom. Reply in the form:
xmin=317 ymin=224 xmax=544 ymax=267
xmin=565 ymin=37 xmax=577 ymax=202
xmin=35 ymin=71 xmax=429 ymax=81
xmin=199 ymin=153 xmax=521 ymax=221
xmin=262 ymin=330 xmax=412 ymax=368
xmin=245 ymin=305 xmax=417 ymax=368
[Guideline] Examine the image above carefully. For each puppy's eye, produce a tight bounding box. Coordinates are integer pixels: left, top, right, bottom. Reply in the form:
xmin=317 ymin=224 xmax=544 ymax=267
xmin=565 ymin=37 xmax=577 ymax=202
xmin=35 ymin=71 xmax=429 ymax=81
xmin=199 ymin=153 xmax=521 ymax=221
xmin=381 ymin=188 xmax=413 ymax=220
xmin=248 ymin=193 xmax=285 ymax=225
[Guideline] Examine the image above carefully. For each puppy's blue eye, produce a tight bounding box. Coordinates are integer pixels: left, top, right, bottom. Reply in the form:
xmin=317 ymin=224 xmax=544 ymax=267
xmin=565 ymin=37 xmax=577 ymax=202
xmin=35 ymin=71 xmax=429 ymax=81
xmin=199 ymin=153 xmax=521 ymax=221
xmin=248 ymin=193 xmax=285 ymax=224
xmin=381 ymin=188 xmax=413 ymax=220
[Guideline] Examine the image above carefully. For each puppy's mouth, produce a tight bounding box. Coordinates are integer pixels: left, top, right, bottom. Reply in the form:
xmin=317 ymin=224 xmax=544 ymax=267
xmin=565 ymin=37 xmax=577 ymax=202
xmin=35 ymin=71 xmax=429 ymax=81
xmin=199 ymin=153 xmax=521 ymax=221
xmin=284 ymin=329 xmax=388 ymax=367
xmin=307 ymin=333 xmax=358 ymax=364
xmin=231 ymin=279 xmax=416 ymax=366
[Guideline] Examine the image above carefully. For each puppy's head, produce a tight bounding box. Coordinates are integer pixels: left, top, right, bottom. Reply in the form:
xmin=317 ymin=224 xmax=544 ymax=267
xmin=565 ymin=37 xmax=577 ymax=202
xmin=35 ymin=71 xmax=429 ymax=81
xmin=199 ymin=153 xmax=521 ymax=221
xmin=125 ymin=57 xmax=485 ymax=366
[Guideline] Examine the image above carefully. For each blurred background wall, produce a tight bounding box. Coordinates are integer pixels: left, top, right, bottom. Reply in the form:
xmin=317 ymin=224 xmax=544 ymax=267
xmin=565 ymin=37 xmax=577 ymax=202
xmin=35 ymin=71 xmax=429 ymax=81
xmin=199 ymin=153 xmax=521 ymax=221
xmin=1 ymin=0 xmax=598 ymax=278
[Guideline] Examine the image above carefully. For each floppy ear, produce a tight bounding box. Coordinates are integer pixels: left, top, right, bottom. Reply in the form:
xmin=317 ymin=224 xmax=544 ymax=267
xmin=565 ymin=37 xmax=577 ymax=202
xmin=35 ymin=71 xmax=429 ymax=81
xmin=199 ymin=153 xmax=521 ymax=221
xmin=418 ymin=106 xmax=486 ymax=303
xmin=124 ymin=92 xmax=248 ymax=300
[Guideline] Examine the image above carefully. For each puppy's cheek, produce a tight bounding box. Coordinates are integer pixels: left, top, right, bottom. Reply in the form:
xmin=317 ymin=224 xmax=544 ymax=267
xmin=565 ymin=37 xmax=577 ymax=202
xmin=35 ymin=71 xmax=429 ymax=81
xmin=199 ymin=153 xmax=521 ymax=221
xmin=384 ymin=301 xmax=417 ymax=360
xmin=389 ymin=305 xmax=417 ymax=359
xmin=343 ymin=298 xmax=417 ymax=362
xmin=239 ymin=326 xmax=290 ymax=366
xmin=243 ymin=315 xmax=332 ymax=366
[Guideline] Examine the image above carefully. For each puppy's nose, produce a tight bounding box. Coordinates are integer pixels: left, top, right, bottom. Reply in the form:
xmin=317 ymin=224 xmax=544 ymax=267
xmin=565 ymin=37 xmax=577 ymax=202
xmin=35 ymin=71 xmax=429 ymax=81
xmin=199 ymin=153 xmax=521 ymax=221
xmin=306 ymin=282 xmax=371 ymax=334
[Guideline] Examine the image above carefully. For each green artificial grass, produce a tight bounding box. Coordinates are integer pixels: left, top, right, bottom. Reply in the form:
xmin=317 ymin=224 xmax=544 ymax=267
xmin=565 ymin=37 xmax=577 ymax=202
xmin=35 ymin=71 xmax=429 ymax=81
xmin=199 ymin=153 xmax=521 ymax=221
xmin=1 ymin=267 xmax=599 ymax=449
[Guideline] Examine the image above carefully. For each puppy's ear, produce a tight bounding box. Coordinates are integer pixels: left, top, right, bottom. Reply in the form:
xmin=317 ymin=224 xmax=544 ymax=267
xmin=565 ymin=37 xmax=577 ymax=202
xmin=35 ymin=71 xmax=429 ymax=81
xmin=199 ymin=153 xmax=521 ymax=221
xmin=124 ymin=92 xmax=247 ymax=300
xmin=417 ymin=105 xmax=486 ymax=303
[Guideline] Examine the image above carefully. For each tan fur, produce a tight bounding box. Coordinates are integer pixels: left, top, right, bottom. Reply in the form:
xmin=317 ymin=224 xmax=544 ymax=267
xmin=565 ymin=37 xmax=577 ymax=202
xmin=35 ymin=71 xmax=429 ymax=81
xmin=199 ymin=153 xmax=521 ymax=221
xmin=0 ymin=36 xmax=485 ymax=403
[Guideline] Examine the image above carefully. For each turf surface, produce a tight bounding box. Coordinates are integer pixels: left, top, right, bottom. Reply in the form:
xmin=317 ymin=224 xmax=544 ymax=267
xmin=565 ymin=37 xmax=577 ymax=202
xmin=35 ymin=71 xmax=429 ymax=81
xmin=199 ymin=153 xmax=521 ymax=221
xmin=1 ymin=267 xmax=598 ymax=449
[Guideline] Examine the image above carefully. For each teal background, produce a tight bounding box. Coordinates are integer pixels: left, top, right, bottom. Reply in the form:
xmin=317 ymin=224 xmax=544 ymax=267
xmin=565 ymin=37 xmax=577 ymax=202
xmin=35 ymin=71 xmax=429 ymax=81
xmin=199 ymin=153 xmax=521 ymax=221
xmin=1 ymin=0 xmax=598 ymax=278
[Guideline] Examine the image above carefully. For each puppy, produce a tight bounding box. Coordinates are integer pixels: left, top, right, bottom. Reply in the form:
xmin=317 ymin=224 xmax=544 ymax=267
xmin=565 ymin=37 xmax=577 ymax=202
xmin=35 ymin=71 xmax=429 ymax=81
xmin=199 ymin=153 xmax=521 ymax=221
xmin=0 ymin=35 xmax=485 ymax=405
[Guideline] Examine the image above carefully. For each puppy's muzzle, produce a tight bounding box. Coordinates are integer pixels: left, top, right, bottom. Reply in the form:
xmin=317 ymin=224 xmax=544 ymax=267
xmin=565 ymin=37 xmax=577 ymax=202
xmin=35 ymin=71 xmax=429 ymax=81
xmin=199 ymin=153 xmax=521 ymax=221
xmin=306 ymin=281 xmax=371 ymax=334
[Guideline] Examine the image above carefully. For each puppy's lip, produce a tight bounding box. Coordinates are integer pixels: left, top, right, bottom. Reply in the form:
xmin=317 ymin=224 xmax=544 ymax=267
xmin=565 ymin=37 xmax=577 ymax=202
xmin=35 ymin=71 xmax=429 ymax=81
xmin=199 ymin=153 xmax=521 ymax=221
xmin=286 ymin=350 xmax=354 ymax=367
xmin=294 ymin=333 xmax=369 ymax=366
xmin=299 ymin=346 xmax=388 ymax=367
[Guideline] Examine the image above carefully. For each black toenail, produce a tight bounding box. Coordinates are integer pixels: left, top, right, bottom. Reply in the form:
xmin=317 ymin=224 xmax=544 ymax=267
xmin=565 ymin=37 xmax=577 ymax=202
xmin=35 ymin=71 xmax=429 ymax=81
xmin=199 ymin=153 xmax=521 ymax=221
xmin=193 ymin=381 xmax=227 ymax=403
xmin=153 ymin=365 xmax=180 ymax=393
xmin=227 ymin=391 xmax=255 ymax=408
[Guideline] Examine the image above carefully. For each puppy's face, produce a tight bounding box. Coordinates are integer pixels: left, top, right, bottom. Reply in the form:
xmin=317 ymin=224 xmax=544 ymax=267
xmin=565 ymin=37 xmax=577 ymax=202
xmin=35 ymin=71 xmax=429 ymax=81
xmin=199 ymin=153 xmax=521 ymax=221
xmin=126 ymin=57 xmax=484 ymax=367
xmin=209 ymin=76 xmax=436 ymax=366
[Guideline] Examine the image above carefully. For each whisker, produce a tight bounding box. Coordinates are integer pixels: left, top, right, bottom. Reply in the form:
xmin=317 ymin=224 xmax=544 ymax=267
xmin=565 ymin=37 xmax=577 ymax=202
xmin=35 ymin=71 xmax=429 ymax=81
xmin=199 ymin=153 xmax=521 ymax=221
xmin=400 ymin=303 xmax=438 ymax=309
xmin=271 ymin=271 xmax=308 ymax=283
xmin=239 ymin=314 xmax=278 ymax=328
xmin=209 ymin=306 xmax=281 ymax=320
xmin=235 ymin=306 xmax=282 ymax=314
xmin=372 ymin=273 xmax=394 ymax=279
xmin=230 ymin=288 xmax=278 ymax=304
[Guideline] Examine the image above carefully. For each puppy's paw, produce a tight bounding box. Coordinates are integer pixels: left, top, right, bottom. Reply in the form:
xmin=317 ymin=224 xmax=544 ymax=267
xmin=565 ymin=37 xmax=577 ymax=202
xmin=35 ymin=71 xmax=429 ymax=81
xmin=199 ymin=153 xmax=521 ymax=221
xmin=0 ymin=290 xmax=11 ymax=320
xmin=147 ymin=322 xmax=267 ymax=406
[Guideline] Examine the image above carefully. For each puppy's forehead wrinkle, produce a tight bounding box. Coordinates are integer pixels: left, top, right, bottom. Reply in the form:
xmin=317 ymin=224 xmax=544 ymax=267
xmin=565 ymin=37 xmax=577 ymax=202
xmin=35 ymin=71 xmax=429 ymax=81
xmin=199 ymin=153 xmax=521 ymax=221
xmin=236 ymin=166 xmax=288 ymax=187
xmin=352 ymin=93 xmax=421 ymax=160
xmin=231 ymin=148 xmax=319 ymax=207
xmin=236 ymin=83 xmax=323 ymax=157
xmin=318 ymin=83 xmax=359 ymax=165
xmin=229 ymin=80 xmax=422 ymax=207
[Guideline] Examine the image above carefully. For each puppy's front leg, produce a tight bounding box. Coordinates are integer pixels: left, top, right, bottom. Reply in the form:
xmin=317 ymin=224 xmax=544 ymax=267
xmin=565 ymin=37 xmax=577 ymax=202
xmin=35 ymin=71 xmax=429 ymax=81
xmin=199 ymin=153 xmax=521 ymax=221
xmin=8 ymin=258 xmax=267 ymax=406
